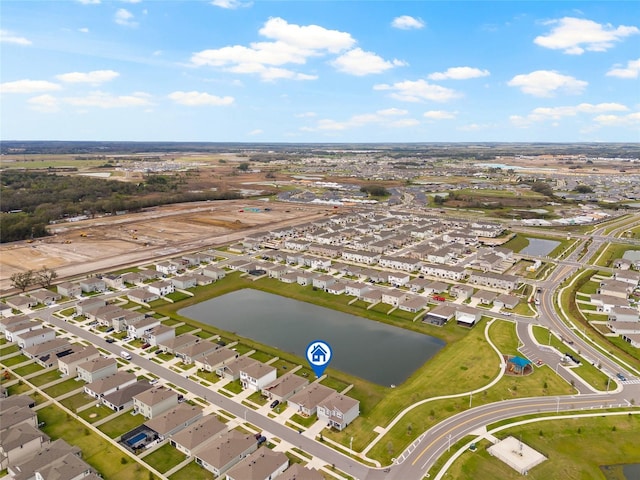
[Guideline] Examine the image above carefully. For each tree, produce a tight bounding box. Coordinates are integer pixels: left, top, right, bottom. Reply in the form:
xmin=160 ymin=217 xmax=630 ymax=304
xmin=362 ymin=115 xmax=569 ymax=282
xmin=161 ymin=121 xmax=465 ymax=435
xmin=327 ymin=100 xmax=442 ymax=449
xmin=10 ymin=271 xmax=34 ymax=292
xmin=36 ymin=267 xmax=57 ymax=288
xmin=574 ymin=184 xmax=593 ymax=194
xmin=237 ymin=162 xmax=250 ymax=172
xmin=530 ymin=181 xmax=554 ymax=197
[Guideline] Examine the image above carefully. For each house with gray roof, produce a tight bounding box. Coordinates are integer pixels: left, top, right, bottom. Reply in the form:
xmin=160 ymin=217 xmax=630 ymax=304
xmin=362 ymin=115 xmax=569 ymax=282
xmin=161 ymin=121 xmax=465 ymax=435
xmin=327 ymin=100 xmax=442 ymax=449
xmin=133 ymin=387 xmax=179 ymax=419
xmin=0 ymin=422 xmax=50 ymax=470
xmin=196 ymin=348 xmax=238 ymax=373
xmin=58 ymin=345 xmax=100 ymax=377
xmin=84 ymin=372 xmax=137 ymax=399
xmin=240 ymin=363 xmax=277 ymax=392
xmin=102 ymin=381 xmax=152 ymax=412
xmin=288 ymin=383 xmax=335 ymax=417
xmin=144 ymin=404 xmax=203 ymax=440
xmin=194 ymin=430 xmax=258 ymax=477
xmin=225 ymin=448 xmax=289 ymax=480
xmin=261 ymin=373 xmax=309 ymax=403
xmin=316 ymin=392 xmax=360 ymax=431
xmin=77 ymin=357 xmax=118 ymax=383
xmin=170 ymin=415 xmax=227 ymax=457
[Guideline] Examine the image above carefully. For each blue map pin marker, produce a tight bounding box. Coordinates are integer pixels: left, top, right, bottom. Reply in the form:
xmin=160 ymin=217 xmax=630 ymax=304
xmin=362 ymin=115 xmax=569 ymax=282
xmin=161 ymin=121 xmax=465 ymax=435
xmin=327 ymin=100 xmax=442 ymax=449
xmin=306 ymin=340 xmax=332 ymax=378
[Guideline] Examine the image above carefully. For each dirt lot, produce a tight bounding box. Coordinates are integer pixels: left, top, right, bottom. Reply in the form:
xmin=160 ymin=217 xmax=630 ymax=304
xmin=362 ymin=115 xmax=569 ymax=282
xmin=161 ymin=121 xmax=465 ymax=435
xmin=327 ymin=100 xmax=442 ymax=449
xmin=0 ymin=199 xmax=331 ymax=292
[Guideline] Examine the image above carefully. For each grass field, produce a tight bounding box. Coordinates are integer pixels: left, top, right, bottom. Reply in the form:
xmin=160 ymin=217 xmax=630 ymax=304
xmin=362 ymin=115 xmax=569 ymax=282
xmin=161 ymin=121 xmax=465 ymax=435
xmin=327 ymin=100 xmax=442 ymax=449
xmin=168 ymin=460 xmax=214 ymax=480
xmin=13 ymin=362 xmax=45 ymax=376
xmin=444 ymin=414 xmax=640 ymax=480
xmin=99 ymin=411 xmax=147 ymax=438
xmin=59 ymin=391 xmax=97 ymax=412
xmin=29 ymin=369 xmax=64 ymax=387
xmin=37 ymin=404 xmax=157 ymax=480
xmin=143 ymin=443 xmax=186 ymax=473
xmin=43 ymin=378 xmax=84 ymax=398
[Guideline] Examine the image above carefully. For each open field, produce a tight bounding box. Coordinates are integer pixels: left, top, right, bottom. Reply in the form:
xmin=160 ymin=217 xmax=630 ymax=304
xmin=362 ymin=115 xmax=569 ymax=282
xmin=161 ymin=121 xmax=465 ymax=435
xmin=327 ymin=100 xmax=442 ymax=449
xmin=0 ymin=199 xmax=331 ymax=291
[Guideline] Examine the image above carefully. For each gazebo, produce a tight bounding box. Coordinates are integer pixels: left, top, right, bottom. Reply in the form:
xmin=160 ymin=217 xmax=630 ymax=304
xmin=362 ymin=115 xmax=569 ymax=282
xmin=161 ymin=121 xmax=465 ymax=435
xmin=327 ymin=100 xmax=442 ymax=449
xmin=508 ymin=356 xmax=532 ymax=375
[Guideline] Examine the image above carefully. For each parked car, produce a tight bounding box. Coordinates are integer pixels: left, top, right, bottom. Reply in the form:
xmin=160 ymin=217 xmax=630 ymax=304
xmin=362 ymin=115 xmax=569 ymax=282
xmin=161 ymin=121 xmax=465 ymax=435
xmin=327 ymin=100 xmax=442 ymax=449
xmin=270 ymin=400 xmax=280 ymax=409
xmin=105 ymin=327 xmax=114 ymax=333
xmin=149 ymin=378 xmax=158 ymax=385
xmin=141 ymin=343 xmax=151 ymax=349
xmin=105 ymin=338 xmax=115 ymax=343
xmin=617 ymin=373 xmax=627 ymax=381
xmin=257 ymin=435 xmax=267 ymax=445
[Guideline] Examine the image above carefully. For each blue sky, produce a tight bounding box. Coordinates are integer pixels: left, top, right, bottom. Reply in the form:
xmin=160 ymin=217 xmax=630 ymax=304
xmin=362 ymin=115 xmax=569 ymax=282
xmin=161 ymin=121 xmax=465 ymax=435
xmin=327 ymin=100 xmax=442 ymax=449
xmin=1 ymin=1 xmax=639 ymax=142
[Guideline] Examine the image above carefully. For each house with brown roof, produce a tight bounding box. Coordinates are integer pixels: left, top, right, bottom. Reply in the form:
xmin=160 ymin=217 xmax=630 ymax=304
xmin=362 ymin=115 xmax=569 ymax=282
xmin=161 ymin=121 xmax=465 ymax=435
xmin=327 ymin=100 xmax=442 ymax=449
xmin=56 ymin=282 xmax=82 ymax=298
xmin=144 ymin=324 xmax=175 ymax=346
xmin=77 ymin=357 xmax=118 ymax=383
xmin=217 ymin=356 xmax=258 ymax=381
xmin=0 ymin=315 xmax=31 ymax=335
xmin=0 ymin=422 xmax=50 ymax=470
xmin=15 ymin=327 xmax=54 ymax=349
xmin=84 ymin=372 xmax=137 ymax=399
xmin=175 ymin=341 xmax=219 ymax=364
xmin=133 ymin=387 xmax=179 ymax=419
xmin=158 ymin=333 xmax=200 ymax=355
xmin=127 ymin=288 xmax=159 ymax=304
xmin=261 ymin=373 xmax=309 ymax=403
xmin=195 ymin=348 xmax=238 ymax=373
xmin=169 ymin=415 xmax=227 ymax=457
xmin=28 ymin=290 xmax=61 ymax=306
xmin=239 ymin=363 xmax=277 ymax=392
xmin=58 ymin=345 xmax=100 ymax=377
xmin=102 ymin=381 xmax=152 ymax=412
xmin=194 ymin=430 xmax=258 ymax=477
xmin=144 ymin=404 xmax=203 ymax=440
xmin=226 ymin=448 xmax=289 ymax=480
xmin=398 ymin=294 xmax=429 ymax=313
xmin=316 ymin=392 xmax=360 ymax=431
xmin=423 ymin=305 xmax=455 ymax=327
xmin=279 ymin=464 xmax=324 ymax=480
xmin=5 ymin=295 xmax=37 ymax=311
xmin=7 ymin=439 xmax=91 ymax=480
xmin=23 ymin=339 xmax=79 ymax=368
xmin=287 ymin=383 xmax=335 ymax=416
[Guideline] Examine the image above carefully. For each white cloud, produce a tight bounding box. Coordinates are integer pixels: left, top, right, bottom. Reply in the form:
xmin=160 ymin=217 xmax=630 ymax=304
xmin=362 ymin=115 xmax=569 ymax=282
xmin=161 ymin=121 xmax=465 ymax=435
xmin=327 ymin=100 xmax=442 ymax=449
xmin=120 ymin=0 xmax=142 ymax=3
xmin=192 ymin=17 xmax=355 ymax=81
xmin=304 ymin=108 xmax=417 ymax=131
xmin=115 ymin=8 xmax=138 ymax=27
xmin=424 ymin=110 xmax=457 ymax=119
xmin=56 ymin=70 xmax=120 ymax=85
xmin=391 ymin=15 xmax=425 ymax=30
xmin=458 ymin=123 xmax=494 ymax=131
xmin=331 ymin=48 xmax=406 ymax=76
xmin=28 ymin=94 xmax=60 ymax=112
xmin=168 ymin=91 xmax=234 ymax=106
xmin=78 ymin=27 xmax=90 ymax=33
xmin=534 ymin=17 xmax=639 ymax=54
xmin=0 ymin=79 xmax=61 ymax=94
xmin=77 ymin=0 xmax=100 ymax=4
xmin=65 ymin=91 xmax=152 ymax=108
xmin=258 ymin=17 xmax=355 ymax=54
xmin=0 ymin=30 xmax=32 ymax=45
xmin=510 ymin=102 xmax=628 ymax=126
xmin=507 ymin=70 xmax=587 ymax=97
xmin=248 ymin=129 xmax=263 ymax=135
xmin=295 ymin=112 xmax=316 ymax=118
xmin=377 ymin=108 xmax=408 ymax=116
xmin=428 ymin=66 xmax=490 ymax=81
xmin=593 ymin=112 xmax=640 ymax=126
xmin=374 ymin=79 xmax=461 ymax=102
xmin=211 ymin=0 xmax=251 ymax=8
xmin=607 ymin=58 xmax=640 ymax=79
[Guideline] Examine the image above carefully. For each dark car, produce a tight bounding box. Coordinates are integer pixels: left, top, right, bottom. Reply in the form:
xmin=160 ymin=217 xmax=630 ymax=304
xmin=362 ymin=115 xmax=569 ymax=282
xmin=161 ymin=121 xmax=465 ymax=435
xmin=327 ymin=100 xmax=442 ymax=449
xmin=141 ymin=343 xmax=151 ymax=349
xmin=105 ymin=327 xmax=114 ymax=333
xmin=617 ymin=373 xmax=627 ymax=381
xmin=270 ymin=400 xmax=280 ymax=409
xmin=105 ymin=338 xmax=115 ymax=343
xmin=257 ymin=435 xmax=267 ymax=445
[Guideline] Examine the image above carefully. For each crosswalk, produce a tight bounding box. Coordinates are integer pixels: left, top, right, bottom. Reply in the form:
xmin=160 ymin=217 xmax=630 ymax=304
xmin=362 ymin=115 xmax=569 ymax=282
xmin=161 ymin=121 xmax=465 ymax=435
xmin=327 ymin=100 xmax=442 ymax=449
xmin=621 ymin=378 xmax=640 ymax=385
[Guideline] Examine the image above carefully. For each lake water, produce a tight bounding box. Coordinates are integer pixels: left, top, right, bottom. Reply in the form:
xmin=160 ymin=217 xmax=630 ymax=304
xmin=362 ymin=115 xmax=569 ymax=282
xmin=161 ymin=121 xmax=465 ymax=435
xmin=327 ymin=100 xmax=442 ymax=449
xmin=178 ymin=289 xmax=445 ymax=386
xmin=521 ymin=238 xmax=560 ymax=257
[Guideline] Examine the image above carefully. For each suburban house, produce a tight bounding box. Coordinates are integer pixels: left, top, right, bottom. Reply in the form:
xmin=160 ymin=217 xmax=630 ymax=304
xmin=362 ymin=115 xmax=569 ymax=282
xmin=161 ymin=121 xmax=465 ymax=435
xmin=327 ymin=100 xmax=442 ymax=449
xmin=495 ymin=293 xmax=520 ymax=310
xmin=455 ymin=306 xmax=482 ymax=327
xmin=261 ymin=373 xmax=309 ymax=403
xmin=344 ymin=282 xmax=370 ymax=298
xmin=171 ymin=275 xmax=199 ymax=290
xmin=341 ymin=249 xmax=380 ymax=265
xmin=5 ymin=295 xmax=37 ymax=311
xmin=360 ymin=288 xmax=384 ymax=304
xmin=11 ymin=324 xmax=49 ymax=346
xmin=175 ymin=341 xmax=219 ymax=364
xmin=76 ymin=357 xmax=118 ymax=383
xmin=279 ymin=464 xmax=324 ymax=480
xmin=132 ymin=387 xmax=179 ymax=419
xmin=468 ymin=272 xmax=519 ymax=291
xmin=423 ymin=281 xmax=449 ymax=296
xmin=450 ymin=284 xmax=474 ymax=301
xmin=225 ymin=448 xmax=289 ymax=480
xmin=101 ymin=274 xmax=124 ymax=290
xmin=591 ymin=294 xmax=630 ymax=313
xmin=381 ymin=289 xmax=407 ymax=307
xmin=79 ymin=278 xmax=106 ymax=293
xmin=196 ymin=348 xmax=239 ymax=373
xmin=84 ymin=372 xmax=137 ymax=399
xmin=127 ymin=288 xmax=159 ymax=304
xmin=471 ymin=290 xmax=498 ymax=306
xmin=144 ymin=324 xmax=175 ymax=346
xmin=388 ymin=272 xmax=411 ymax=287
xmin=23 ymin=339 xmax=80 ymax=368
xmin=75 ymin=298 xmax=106 ymax=316
xmin=239 ymin=363 xmax=277 ymax=392
xmin=312 ymin=274 xmax=336 ymax=290
xmin=598 ymin=279 xmax=633 ymax=299
xmin=169 ymin=415 xmax=227 ymax=457
xmin=156 ymin=261 xmax=179 ymax=276
xmin=316 ymin=392 xmax=360 ymax=431
xmin=288 ymin=383 xmax=335 ymax=416
xmin=398 ymin=294 xmax=429 ymax=313
xmin=423 ymin=305 xmax=455 ymax=326
xmin=147 ymin=280 xmax=174 ymax=297
xmin=0 ymin=422 xmax=50 ymax=470
xmin=6 ymin=439 xmax=93 ymax=480
xmin=102 ymin=381 xmax=153 ymax=412
xmin=608 ymin=307 xmax=640 ymax=323
xmin=201 ymin=266 xmax=226 ymax=281
xmin=0 ymin=315 xmax=32 ymax=336
xmin=613 ymin=270 xmax=640 ymax=287
xmin=57 ymin=345 xmax=100 ymax=377
xmin=144 ymin=404 xmax=203 ymax=440
xmin=378 ymin=255 xmax=421 ymax=272
xmin=127 ymin=316 xmax=161 ymax=340
xmin=326 ymin=281 xmax=347 ymax=295
xmin=158 ymin=333 xmax=200 ymax=355
xmin=194 ymin=430 xmax=258 ymax=477
xmin=57 ymin=282 xmax=82 ymax=297
xmin=28 ymin=290 xmax=61 ymax=306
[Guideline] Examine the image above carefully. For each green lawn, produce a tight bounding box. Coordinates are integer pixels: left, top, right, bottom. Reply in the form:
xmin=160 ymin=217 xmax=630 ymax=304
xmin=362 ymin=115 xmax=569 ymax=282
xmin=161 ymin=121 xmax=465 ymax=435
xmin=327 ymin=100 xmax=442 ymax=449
xmin=291 ymin=413 xmax=318 ymax=428
xmin=37 ymin=404 xmax=156 ymax=480
xmin=13 ymin=362 xmax=45 ymax=376
xmin=143 ymin=443 xmax=186 ymax=473
xmin=59 ymin=391 xmax=97 ymax=412
xmin=168 ymin=460 xmax=214 ymax=480
xmin=222 ymin=379 xmax=243 ymax=394
xmin=593 ymin=243 xmax=640 ymax=267
xmin=29 ymin=369 xmax=64 ymax=387
xmin=247 ymin=390 xmax=268 ymax=405
xmin=1 ymin=353 xmax=30 ymax=367
xmin=43 ymin=378 xmax=84 ymax=398
xmin=79 ymin=403 xmax=115 ymax=423
xmin=445 ymin=414 xmax=640 ymax=480
xmin=7 ymin=380 xmax=34 ymax=396
xmin=488 ymin=320 xmax=520 ymax=357
xmin=175 ymin=324 xmax=196 ymax=335
xmin=166 ymin=291 xmax=192 ymax=302
xmin=0 ymin=344 xmax=21 ymax=356
xmin=195 ymin=370 xmax=220 ymax=383
xmin=249 ymin=350 xmax=275 ymax=363
xmin=99 ymin=411 xmax=146 ymax=438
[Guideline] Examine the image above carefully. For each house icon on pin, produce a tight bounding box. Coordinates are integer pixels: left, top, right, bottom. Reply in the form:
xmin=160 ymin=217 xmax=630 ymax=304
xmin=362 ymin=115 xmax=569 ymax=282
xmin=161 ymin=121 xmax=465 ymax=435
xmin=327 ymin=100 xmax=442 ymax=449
xmin=310 ymin=344 xmax=327 ymax=363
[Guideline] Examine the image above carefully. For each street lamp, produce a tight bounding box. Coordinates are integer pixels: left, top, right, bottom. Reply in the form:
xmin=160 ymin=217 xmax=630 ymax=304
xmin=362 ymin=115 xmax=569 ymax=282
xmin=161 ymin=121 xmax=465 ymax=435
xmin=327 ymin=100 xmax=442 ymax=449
xmin=447 ymin=434 xmax=452 ymax=452
xmin=469 ymin=393 xmax=472 ymax=408
xmin=350 ymin=437 xmax=353 ymax=451
xmin=556 ymin=397 xmax=560 ymax=414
